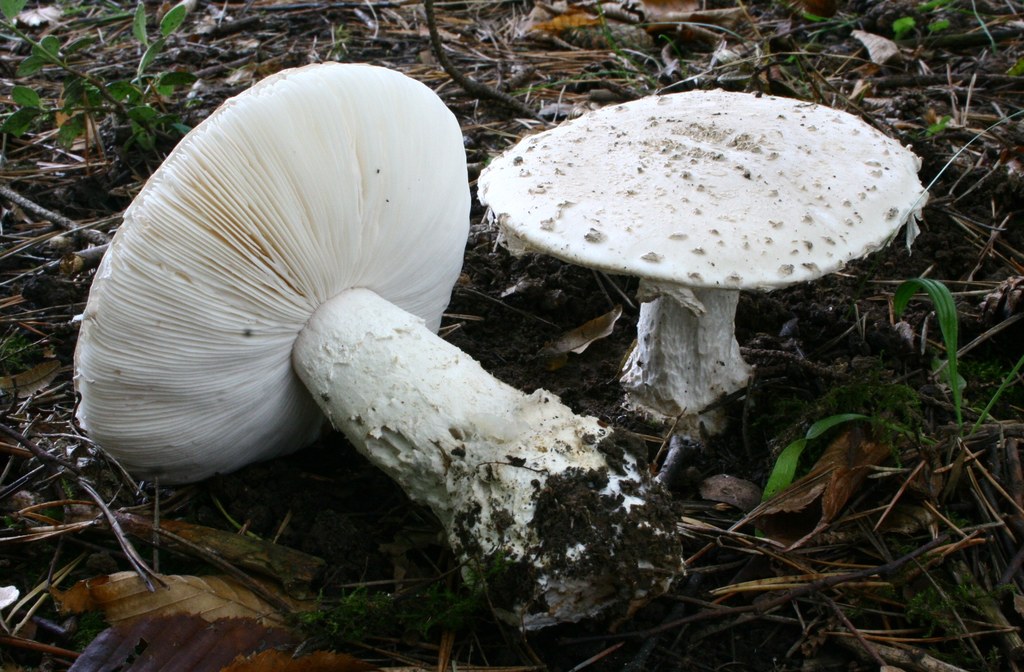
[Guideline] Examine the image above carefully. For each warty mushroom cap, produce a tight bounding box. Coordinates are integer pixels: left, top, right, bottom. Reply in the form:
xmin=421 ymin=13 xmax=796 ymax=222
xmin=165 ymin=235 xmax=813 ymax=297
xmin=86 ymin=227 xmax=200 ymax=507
xmin=477 ymin=90 xmax=928 ymax=291
xmin=74 ymin=63 xmax=470 ymax=482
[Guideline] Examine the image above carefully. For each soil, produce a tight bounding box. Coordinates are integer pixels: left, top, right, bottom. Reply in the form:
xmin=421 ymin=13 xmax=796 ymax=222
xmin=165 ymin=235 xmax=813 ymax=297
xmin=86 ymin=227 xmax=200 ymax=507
xmin=1 ymin=0 xmax=1023 ymax=671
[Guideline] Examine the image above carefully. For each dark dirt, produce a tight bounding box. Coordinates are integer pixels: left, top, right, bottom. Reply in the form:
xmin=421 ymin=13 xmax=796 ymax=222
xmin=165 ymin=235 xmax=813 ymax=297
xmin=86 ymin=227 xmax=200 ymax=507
xmin=2 ymin=0 xmax=1023 ymax=670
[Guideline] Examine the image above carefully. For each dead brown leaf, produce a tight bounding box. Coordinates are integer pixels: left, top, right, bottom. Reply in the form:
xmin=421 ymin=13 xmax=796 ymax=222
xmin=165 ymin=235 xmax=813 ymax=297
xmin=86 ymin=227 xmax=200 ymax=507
xmin=754 ymin=426 xmax=892 ymax=546
xmin=852 ymin=30 xmax=902 ymax=65
xmin=0 ymin=360 xmax=60 ymax=398
xmin=541 ymin=305 xmax=622 ymax=370
xmin=68 ymin=613 xmax=297 ymax=672
xmin=530 ymin=9 xmax=601 ymax=34
xmin=53 ymin=571 xmax=300 ymax=627
xmin=641 ymin=2 xmax=745 ymax=28
xmin=797 ymin=0 xmax=838 ymax=17
xmin=224 ymin=650 xmax=378 ymax=672
xmin=116 ymin=512 xmax=325 ymax=599
xmin=699 ymin=474 xmax=762 ymax=512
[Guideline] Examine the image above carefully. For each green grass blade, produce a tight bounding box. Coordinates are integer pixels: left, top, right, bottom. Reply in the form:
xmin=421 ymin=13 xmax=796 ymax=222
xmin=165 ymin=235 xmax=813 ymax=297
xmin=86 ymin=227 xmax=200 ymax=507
xmin=894 ymin=278 xmax=962 ymax=427
xmin=970 ymin=353 xmax=1024 ymax=435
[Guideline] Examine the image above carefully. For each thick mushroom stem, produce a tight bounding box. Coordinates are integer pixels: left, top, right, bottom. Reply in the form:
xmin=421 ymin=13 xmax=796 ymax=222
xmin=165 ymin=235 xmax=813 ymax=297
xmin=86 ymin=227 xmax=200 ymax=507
xmin=620 ymin=282 xmax=751 ymax=426
xmin=292 ymin=287 xmax=681 ymax=629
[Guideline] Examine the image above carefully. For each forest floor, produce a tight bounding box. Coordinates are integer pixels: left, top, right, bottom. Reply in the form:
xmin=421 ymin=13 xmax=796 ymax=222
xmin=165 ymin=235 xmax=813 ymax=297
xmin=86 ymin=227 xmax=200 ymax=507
xmin=1 ymin=0 xmax=1023 ymax=670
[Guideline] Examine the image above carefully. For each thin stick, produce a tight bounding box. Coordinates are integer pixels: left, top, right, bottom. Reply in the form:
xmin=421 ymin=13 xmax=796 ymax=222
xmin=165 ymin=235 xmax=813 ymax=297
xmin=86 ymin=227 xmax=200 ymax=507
xmin=582 ymin=534 xmax=953 ymax=641
xmin=0 ymin=421 xmax=157 ymax=589
xmin=0 ymin=184 xmax=86 ymax=234
xmin=423 ymin=0 xmax=541 ymax=120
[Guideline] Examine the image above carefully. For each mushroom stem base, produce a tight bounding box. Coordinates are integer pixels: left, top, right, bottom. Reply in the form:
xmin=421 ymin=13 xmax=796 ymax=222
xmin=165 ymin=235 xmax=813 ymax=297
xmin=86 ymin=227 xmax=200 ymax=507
xmin=621 ymin=284 xmax=751 ymax=428
xmin=292 ymin=287 xmax=682 ymax=629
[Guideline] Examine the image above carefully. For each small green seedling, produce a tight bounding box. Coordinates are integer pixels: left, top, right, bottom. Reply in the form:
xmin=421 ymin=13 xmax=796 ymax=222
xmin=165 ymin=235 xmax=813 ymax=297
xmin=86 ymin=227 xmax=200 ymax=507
xmin=969 ymin=354 xmax=1024 ymax=435
xmin=894 ymin=278 xmax=962 ymax=427
xmin=925 ymin=114 xmax=952 ymax=137
xmin=762 ymin=413 xmax=870 ymax=500
xmin=892 ymin=16 xmax=916 ymax=40
xmin=0 ymin=1 xmax=195 ymax=151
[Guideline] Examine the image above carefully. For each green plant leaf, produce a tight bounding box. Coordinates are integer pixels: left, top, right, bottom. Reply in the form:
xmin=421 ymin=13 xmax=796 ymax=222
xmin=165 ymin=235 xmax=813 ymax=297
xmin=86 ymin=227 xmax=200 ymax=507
xmin=17 ymin=54 xmax=46 ymax=77
xmin=63 ymin=76 xmax=92 ymax=111
xmin=762 ymin=413 xmax=870 ymax=500
xmin=970 ymin=354 xmax=1024 ymax=434
xmin=892 ymin=16 xmax=916 ymax=40
xmin=925 ymin=114 xmax=951 ymax=137
xmin=137 ymin=37 xmax=166 ymax=78
xmin=156 ymin=71 xmax=197 ymax=88
xmin=1008 ymin=58 xmax=1024 ymax=77
xmin=0 ymin=0 xmax=27 ymax=21
xmin=32 ymin=35 xmax=63 ymax=63
xmin=927 ymin=19 xmax=950 ymax=33
xmin=0 ymin=108 xmax=41 ymax=136
xmin=56 ymin=113 xmax=85 ymax=147
xmin=64 ymin=36 xmax=97 ymax=56
xmin=107 ymin=80 xmax=143 ymax=103
xmin=159 ymin=2 xmax=187 ymax=37
xmin=127 ymin=104 xmax=158 ymax=123
xmin=132 ymin=3 xmax=149 ymax=46
xmin=127 ymin=123 xmax=156 ymax=152
xmin=11 ymin=85 xmax=41 ymax=109
xmin=894 ymin=278 xmax=961 ymax=427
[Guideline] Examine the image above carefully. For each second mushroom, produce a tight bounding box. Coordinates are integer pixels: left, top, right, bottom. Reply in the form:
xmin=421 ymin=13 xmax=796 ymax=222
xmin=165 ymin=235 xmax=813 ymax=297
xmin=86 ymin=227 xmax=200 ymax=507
xmin=478 ymin=90 xmax=929 ymax=428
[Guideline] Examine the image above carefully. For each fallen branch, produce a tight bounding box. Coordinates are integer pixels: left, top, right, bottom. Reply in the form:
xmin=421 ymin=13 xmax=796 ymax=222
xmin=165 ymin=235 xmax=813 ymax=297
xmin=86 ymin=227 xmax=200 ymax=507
xmin=0 ymin=184 xmax=109 ymax=244
xmin=422 ymin=0 xmax=541 ymax=120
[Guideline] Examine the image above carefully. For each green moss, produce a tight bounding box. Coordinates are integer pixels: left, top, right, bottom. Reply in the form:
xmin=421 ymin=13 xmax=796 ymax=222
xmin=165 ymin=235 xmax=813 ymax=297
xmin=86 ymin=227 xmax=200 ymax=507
xmin=298 ymin=556 xmax=510 ymax=644
xmin=820 ymin=381 xmax=922 ymax=442
xmin=961 ymin=357 xmax=1024 ymax=410
xmin=904 ymin=579 xmax=1008 ymax=669
xmin=298 ymin=574 xmax=492 ymax=644
xmin=72 ymin=611 xmax=108 ymax=651
xmin=0 ymin=332 xmax=39 ymax=374
xmin=756 ymin=373 xmax=923 ymax=457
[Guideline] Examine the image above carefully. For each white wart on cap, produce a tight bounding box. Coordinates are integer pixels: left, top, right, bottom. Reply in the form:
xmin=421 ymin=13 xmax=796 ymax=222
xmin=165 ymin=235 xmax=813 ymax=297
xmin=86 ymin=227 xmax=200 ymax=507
xmin=478 ymin=90 xmax=928 ymax=423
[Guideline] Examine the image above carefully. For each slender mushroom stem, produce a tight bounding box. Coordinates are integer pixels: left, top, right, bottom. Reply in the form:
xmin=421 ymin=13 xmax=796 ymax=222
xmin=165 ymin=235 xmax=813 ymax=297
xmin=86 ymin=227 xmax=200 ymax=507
xmin=620 ymin=283 xmax=751 ymax=427
xmin=292 ymin=287 xmax=682 ymax=628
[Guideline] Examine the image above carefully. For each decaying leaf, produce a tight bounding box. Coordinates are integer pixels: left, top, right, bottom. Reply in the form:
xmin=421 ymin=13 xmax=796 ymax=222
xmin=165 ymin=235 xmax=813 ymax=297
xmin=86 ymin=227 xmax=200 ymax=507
xmin=640 ymin=1 xmax=745 ymax=28
xmin=223 ymin=649 xmax=378 ymax=672
xmin=530 ymin=8 xmax=601 ymax=34
xmin=0 ymin=360 xmax=60 ymax=398
xmin=852 ymin=30 xmax=901 ymax=65
xmin=753 ymin=426 xmax=892 ymax=546
xmin=541 ymin=304 xmax=622 ymax=370
xmin=116 ymin=512 xmax=325 ymax=599
xmin=980 ymin=275 xmax=1024 ymax=325
xmin=53 ymin=571 xmax=300 ymax=627
xmin=68 ymin=613 xmax=298 ymax=672
xmin=795 ymin=0 xmax=837 ymax=17
xmin=699 ymin=474 xmax=761 ymax=512
xmin=14 ymin=5 xmax=63 ymax=27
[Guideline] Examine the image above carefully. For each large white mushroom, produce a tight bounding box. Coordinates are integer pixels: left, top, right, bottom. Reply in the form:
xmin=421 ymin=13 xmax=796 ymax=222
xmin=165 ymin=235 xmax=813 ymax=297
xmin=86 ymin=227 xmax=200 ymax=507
xmin=478 ymin=90 xmax=929 ymax=427
xmin=74 ymin=63 xmax=681 ymax=628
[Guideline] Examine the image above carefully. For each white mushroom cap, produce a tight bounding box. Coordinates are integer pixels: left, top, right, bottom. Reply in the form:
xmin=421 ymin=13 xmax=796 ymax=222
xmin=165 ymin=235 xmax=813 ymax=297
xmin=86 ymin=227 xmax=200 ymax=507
xmin=478 ymin=90 xmax=928 ymax=291
xmin=74 ymin=63 xmax=470 ymax=482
